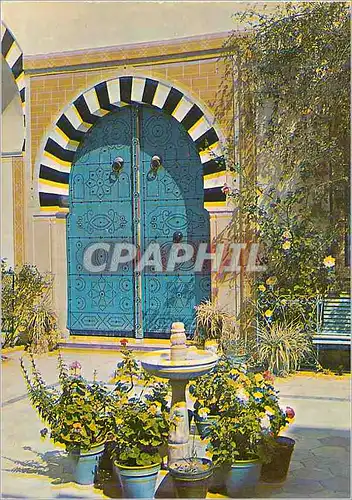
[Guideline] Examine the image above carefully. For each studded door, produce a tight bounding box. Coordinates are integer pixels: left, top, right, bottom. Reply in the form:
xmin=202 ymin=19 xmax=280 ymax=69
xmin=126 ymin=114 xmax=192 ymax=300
xmin=67 ymin=105 xmax=210 ymax=337
xmin=67 ymin=108 xmax=135 ymax=335
xmin=140 ymin=106 xmax=211 ymax=336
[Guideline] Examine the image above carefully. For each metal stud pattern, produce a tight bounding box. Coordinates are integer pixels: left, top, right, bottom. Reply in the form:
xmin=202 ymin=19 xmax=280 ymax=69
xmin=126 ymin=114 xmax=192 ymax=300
xmin=67 ymin=106 xmax=211 ymax=338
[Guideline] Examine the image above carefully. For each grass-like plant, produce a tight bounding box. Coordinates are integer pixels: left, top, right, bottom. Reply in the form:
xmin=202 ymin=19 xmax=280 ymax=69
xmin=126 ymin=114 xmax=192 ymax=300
xmin=193 ymin=300 xmax=234 ymax=349
xmin=257 ymin=321 xmax=313 ymax=375
xmin=26 ymin=289 xmax=60 ymax=353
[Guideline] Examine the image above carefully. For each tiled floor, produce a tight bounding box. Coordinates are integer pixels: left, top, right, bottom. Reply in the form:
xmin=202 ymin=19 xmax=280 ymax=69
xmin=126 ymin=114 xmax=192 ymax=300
xmin=1 ymin=349 xmax=350 ymax=498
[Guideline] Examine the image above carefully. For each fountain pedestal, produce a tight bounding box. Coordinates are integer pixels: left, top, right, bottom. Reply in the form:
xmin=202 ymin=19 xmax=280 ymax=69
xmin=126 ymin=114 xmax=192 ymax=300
xmin=140 ymin=322 xmax=218 ymax=466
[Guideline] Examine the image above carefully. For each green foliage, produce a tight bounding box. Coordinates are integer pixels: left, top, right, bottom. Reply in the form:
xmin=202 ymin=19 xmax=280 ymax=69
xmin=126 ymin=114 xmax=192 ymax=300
xmin=20 ymin=354 xmax=120 ymax=452
xmin=109 ymin=344 xmax=171 ymax=467
xmin=190 ymin=359 xmax=295 ymax=463
xmin=111 ymin=397 xmax=170 ymax=467
xmin=217 ymin=2 xmax=349 ymax=332
xmin=189 ymin=356 xmax=235 ymax=416
xmin=208 ymin=411 xmax=268 ymax=465
xmin=1 ymin=260 xmax=59 ymax=351
xmin=256 ymin=321 xmax=313 ymax=375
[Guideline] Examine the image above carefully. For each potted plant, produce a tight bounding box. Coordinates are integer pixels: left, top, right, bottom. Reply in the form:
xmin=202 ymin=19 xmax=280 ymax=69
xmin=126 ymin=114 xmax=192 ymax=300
xmin=169 ymin=457 xmax=213 ymax=499
xmin=21 ymin=354 xmax=118 ymax=485
xmin=257 ymin=320 xmax=313 ymax=376
xmin=260 ymin=403 xmax=296 ymax=482
xmin=204 ymin=368 xmax=281 ymax=496
xmin=193 ymin=300 xmax=234 ymax=351
xmin=111 ymin=389 xmax=170 ymax=498
xmin=207 ymin=407 xmax=275 ymax=497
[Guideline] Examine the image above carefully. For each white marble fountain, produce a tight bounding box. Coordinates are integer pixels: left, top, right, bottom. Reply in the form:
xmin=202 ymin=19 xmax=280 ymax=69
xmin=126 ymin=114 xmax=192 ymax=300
xmin=140 ymin=322 xmax=218 ymax=464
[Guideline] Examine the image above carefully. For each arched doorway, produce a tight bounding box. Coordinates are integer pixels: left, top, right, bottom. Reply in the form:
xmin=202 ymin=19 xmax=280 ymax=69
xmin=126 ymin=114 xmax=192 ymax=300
xmin=67 ymin=105 xmax=211 ymax=338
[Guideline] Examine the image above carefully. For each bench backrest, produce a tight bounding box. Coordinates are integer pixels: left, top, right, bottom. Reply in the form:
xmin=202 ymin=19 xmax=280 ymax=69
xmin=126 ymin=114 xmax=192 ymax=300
xmin=318 ymin=296 xmax=351 ymax=336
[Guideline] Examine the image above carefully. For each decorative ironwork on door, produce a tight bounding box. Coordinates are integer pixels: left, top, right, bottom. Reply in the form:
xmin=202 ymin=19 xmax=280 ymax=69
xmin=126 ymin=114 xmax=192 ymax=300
xmin=67 ymin=105 xmax=211 ymax=337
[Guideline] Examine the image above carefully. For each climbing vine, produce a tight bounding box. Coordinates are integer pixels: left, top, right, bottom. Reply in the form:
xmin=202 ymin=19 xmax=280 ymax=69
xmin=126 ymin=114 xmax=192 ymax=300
xmin=216 ymin=2 xmax=350 ymax=330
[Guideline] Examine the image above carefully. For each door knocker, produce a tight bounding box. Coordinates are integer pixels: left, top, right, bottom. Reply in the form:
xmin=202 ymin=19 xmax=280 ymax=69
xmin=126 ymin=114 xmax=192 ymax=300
xmin=111 ymin=157 xmax=124 ymax=175
xmin=150 ymin=155 xmax=162 ymax=173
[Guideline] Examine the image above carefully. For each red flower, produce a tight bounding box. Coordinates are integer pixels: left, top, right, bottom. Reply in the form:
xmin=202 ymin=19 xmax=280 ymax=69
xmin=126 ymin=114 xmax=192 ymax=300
xmin=263 ymin=370 xmax=274 ymax=382
xmin=120 ymin=338 xmax=128 ymax=346
xmin=286 ymin=406 xmax=295 ymax=419
xmin=221 ymin=184 xmax=231 ymax=195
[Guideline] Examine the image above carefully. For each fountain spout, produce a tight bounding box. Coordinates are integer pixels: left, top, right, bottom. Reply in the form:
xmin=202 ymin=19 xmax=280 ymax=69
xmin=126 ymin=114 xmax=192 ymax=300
xmin=170 ymin=322 xmax=187 ymax=361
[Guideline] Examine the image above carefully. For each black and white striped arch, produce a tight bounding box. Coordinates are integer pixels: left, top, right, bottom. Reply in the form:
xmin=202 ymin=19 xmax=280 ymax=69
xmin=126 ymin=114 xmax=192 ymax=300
xmin=1 ymin=22 xmax=26 ymax=151
xmin=38 ymin=76 xmax=227 ymax=213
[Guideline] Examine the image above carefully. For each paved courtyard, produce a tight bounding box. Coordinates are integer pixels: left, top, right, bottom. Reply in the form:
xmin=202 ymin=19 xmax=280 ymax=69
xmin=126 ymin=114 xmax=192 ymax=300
xmin=1 ymin=348 xmax=351 ymax=499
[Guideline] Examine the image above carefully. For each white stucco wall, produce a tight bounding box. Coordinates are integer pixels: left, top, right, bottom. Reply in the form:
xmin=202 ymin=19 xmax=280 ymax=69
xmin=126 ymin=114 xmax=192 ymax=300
xmin=1 ymin=158 xmax=14 ymax=268
xmin=2 ymin=94 xmax=24 ymax=154
xmin=2 ymin=1 xmax=278 ymax=55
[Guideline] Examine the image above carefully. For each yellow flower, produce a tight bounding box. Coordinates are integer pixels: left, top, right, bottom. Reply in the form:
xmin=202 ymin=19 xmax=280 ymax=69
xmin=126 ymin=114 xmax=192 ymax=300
xmin=282 ymin=241 xmax=291 ymax=250
xmin=255 ymin=373 xmax=264 ymax=384
xmin=323 ymin=255 xmax=335 ymax=268
xmin=73 ymin=423 xmax=82 ymax=429
xmin=238 ymin=373 xmax=250 ymax=385
xmin=230 ymin=368 xmax=240 ymax=376
xmin=149 ymin=405 xmax=157 ymax=415
xmin=264 ymin=309 xmax=273 ymax=318
xmin=236 ymin=388 xmax=249 ymax=401
xmin=265 ymin=406 xmax=275 ymax=416
xmin=258 ymin=284 xmax=266 ymax=292
xmin=282 ymin=230 xmax=292 ymax=239
xmin=266 ymin=276 xmax=277 ymax=286
xmin=253 ymin=392 xmax=263 ymax=399
xmin=198 ymin=407 xmax=210 ymax=419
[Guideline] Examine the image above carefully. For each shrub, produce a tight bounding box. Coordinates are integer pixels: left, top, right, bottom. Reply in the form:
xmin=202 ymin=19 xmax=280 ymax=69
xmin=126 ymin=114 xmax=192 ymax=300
xmin=1 ymin=260 xmax=59 ymax=352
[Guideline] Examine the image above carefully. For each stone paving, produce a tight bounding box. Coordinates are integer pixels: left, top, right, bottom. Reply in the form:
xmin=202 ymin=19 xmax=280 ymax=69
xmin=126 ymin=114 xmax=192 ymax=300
xmin=1 ymin=349 xmax=351 ymax=499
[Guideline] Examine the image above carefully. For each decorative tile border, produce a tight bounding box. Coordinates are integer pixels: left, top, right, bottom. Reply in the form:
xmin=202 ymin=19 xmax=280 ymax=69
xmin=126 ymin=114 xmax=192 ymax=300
xmin=25 ymin=31 xmax=229 ymax=72
xmin=38 ymin=75 xmax=226 ymax=214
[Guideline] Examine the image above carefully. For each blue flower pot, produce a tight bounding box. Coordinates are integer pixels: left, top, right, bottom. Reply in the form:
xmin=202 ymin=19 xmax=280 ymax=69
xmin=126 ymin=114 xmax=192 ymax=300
xmin=195 ymin=415 xmax=219 ymax=440
xmin=71 ymin=442 xmax=105 ymax=485
xmin=114 ymin=461 xmax=161 ymax=498
xmin=225 ymin=459 xmax=261 ymax=497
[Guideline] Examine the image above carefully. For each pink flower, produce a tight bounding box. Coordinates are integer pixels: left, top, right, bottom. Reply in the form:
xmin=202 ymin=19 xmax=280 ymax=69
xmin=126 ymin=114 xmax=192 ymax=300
xmin=69 ymin=361 xmax=81 ymax=370
xmin=286 ymin=407 xmax=295 ymax=419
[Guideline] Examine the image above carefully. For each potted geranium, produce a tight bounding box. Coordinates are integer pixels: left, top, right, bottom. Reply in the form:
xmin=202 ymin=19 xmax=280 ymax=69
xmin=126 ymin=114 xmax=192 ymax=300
xmin=205 ymin=368 xmax=280 ymax=496
xmin=21 ymin=354 xmax=119 ymax=485
xmin=234 ymin=369 xmax=297 ymax=483
xmin=207 ymin=405 xmax=275 ymax=497
xmin=111 ymin=394 xmax=169 ymax=499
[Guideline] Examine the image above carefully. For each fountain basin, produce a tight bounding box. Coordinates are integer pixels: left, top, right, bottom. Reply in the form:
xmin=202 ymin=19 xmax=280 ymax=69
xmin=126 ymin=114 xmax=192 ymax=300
xmin=140 ymin=348 xmax=217 ymax=380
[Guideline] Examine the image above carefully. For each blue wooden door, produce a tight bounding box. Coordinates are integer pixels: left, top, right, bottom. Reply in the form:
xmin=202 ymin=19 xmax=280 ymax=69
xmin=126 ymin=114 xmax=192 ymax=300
xmin=67 ymin=105 xmax=210 ymax=337
xmin=140 ymin=106 xmax=211 ymax=336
